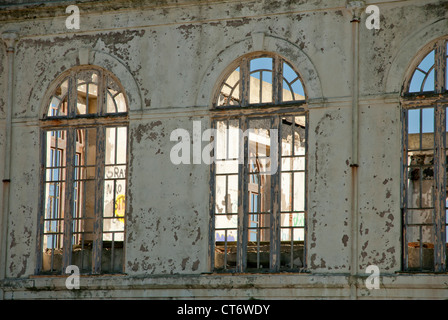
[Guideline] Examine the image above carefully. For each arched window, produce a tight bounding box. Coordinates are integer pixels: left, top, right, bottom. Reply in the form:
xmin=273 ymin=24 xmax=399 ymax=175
xmin=211 ymin=53 xmax=307 ymax=273
xmin=37 ymin=67 xmax=128 ymax=275
xmin=215 ymin=53 xmax=306 ymax=107
xmin=402 ymin=38 xmax=448 ymax=272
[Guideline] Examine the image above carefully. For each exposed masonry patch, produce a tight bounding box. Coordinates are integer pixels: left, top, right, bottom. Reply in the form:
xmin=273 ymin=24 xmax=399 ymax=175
xmin=342 ymin=235 xmax=349 ymax=247
xmin=133 ymin=121 xmax=164 ymax=144
xmin=310 ymin=254 xmax=326 ymax=269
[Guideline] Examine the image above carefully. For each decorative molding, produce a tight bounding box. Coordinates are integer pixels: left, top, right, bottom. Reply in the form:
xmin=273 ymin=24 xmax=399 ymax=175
xmin=346 ymin=1 xmax=365 ymax=22
xmin=1 ymin=31 xmax=18 ymax=52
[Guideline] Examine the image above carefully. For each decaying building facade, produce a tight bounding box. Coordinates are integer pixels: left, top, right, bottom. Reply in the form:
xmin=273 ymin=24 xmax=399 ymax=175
xmin=0 ymin=0 xmax=448 ymax=299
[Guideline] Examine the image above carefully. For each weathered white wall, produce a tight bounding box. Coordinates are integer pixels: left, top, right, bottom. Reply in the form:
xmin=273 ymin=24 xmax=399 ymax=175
xmin=0 ymin=0 xmax=448 ymax=299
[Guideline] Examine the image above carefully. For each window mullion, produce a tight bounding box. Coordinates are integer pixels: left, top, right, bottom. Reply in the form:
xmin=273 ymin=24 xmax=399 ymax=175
xmin=435 ymin=40 xmax=447 ymax=93
xmin=68 ymin=73 xmax=77 ymax=118
xmin=92 ymin=126 xmax=105 ymax=274
xmin=98 ymin=70 xmax=106 ymax=116
xmin=62 ymin=128 xmax=76 ymax=272
xmin=434 ymin=103 xmax=446 ymax=271
xmin=240 ymin=59 xmax=250 ymax=108
xmin=270 ymin=116 xmax=281 ymax=271
xmin=273 ymin=57 xmax=283 ymax=104
xmin=237 ymin=116 xmax=248 ymax=272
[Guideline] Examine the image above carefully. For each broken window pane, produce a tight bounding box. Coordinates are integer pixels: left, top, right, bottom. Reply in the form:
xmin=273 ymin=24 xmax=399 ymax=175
xmin=48 ymin=78 xmax=69 ymax=117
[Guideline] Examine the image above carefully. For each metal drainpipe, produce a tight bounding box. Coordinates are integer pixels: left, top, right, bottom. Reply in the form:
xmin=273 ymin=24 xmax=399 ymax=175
xmin=347 ymin=1 xmax=364 ymax=300
xmin=0 ymin=31 xmax=18 ymax=299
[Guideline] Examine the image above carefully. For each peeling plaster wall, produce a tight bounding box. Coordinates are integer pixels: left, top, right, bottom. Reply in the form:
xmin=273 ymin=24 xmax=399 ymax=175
xmin=0 ymin=0 xmax=448 ymax=299
xmin=307 ymin=106 xmax=352 ymax=273
xmin=126 ymin=117 xmax=209 ymax=275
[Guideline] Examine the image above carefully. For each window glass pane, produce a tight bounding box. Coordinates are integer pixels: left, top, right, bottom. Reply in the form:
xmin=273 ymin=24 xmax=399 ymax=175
xmin=105 ymin=75 xmax=127 ymax=114
xmin=103 ymin=126 xmax=127 ymax=268
xmin=218 ymin=67 xmax=240 ymax=107
xmin=408 ymin=50 xmax=435 ymax=93
xmin=281 ymin=117 xmax=293 ymax=156
xmin=249 ymin=58 xmax=273 ymax=104
xmin=419 ymin=50 xmax=435 ymax=73
xmin=408 ymin=109 xmax=420 ymax=134
xmin=422 ymin=68 xmax=435 ymax=92
xmin=250 ymin=57 xmax=273 ymax=73
xmin=76 ymin=70 xmax=99 ymax=115
xmin=422 ymin=108 xmax=434 ymax=133
xmin=115 ymin=93 xmax=127 ymax=113
xmin=105 ymin=127 xmax=119 ymax=165
xmin=283 ymin=62 xmax=305 ymax=101
xmin=42 ymin=130 xmax=67 ymax=273
xmin=406 ymin=225 xmax=435 ymax=271
xmin=409 ymin=70 xmax=425 ymax=93
xmin=48 ymin=79 xmax=69 ymax=117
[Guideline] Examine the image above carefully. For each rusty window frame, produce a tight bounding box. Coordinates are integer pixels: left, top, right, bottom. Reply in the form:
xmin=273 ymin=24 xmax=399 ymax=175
xmin=401 ymin=38 xmax=448 ymax=272
xmin=36 ymin=67 xmax=129 ymax=275
xmin=209 ymin=53 xmax=308 ymax=273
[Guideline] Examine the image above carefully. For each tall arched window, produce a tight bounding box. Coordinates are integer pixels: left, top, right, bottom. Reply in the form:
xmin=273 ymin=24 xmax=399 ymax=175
xmin=210 ymin=53 xmax=307 ymax=273
xmin=402 ymin=38 xmax=448 ymax=272
xmin=36 ymin=66 xmax=128 ymax=275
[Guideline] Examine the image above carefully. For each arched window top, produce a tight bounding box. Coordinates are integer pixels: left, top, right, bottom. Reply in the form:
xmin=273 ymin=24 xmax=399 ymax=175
xmin=45 ymin=67 xmax=128 ymax=119
xmin=405 ymin=38 xmax=448 ymax=95
xmin=215 ymin=53 xmax=306 ymax=108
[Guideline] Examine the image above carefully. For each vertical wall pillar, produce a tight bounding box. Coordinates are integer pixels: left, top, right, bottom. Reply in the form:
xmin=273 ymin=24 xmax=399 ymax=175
xmin=346 ymin=0 xmax=364 ymax=300
xmin=0 ymin=31 xmax=18 ymax=298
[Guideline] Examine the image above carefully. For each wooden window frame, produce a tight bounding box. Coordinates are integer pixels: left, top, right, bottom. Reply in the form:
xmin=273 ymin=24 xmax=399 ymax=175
xmin=401 ymin=38 xmax=448 ymax=272
xmin=210 ymin=53 xmax=308 ymax=273
xmin=36 ymin=67 xmax=129 ymax=275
